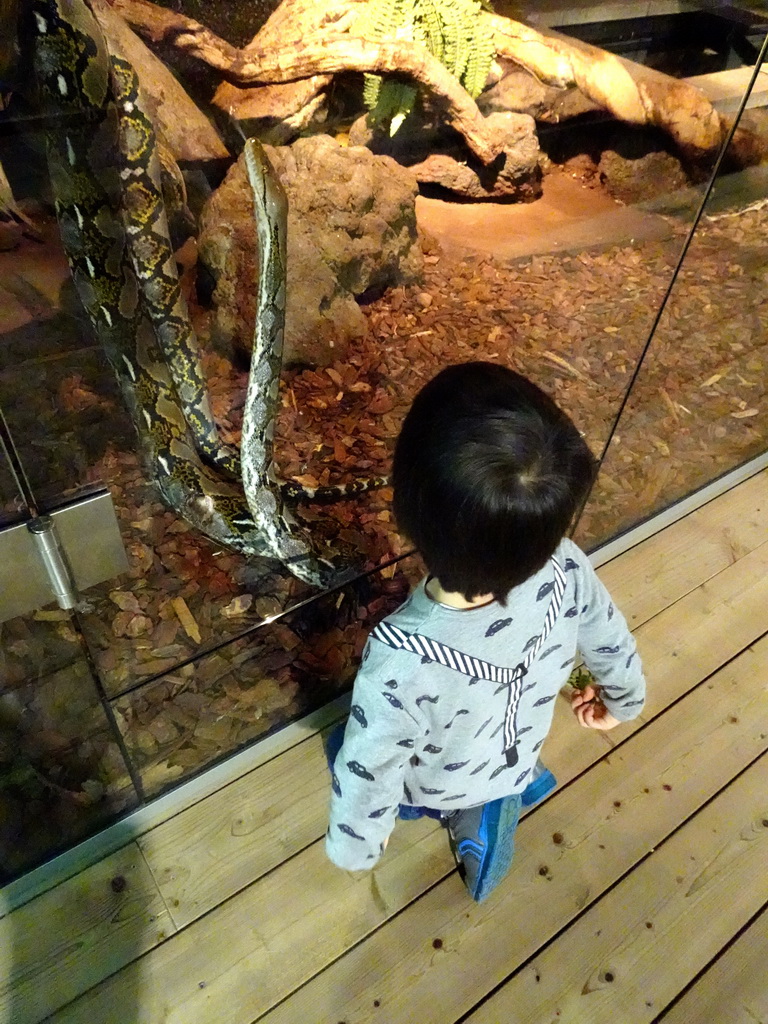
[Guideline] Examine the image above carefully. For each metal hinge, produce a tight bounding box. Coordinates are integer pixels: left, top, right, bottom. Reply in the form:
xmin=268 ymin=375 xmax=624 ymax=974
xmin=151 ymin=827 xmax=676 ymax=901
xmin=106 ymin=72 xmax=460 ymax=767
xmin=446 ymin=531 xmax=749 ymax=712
xmin=0 ymin=490 xmax=129 ymax=623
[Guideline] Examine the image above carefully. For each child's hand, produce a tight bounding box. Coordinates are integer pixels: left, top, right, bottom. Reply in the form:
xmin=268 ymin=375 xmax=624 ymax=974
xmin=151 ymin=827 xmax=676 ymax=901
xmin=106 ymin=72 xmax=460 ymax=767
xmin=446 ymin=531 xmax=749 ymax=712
xmin=570 ymin=683 xmax=621 ymax=730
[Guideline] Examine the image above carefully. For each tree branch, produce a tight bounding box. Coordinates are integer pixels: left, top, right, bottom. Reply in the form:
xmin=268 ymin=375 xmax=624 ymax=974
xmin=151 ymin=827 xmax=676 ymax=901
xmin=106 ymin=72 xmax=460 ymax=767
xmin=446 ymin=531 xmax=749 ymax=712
xmin=113 ymin=0 xmax=502 ymax=163
xmin=114 ymin=0 xmax=725 ymax=160
xmin=485 ymin=14 xmax=723 ymax=155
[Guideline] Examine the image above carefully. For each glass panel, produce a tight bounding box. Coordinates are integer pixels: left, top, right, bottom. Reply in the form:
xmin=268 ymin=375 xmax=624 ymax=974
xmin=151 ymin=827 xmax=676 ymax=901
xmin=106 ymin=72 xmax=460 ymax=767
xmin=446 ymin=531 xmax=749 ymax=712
xmin=0 ymin=608 xmax=139 ymax=882
xmin=112 ymin=557 xmax=421 ymax=797
xmin=0 ymin=166 xmax=124 ymax=512
xmin=575 ymin=31 xmax=768 ymax=548
xmin=73 ymin=477 xmax=408 ymax=697
xmin=3 ymin=0 xmax=767 ymax=880
xmin=0 ymin=430 xmax=27 ymax=529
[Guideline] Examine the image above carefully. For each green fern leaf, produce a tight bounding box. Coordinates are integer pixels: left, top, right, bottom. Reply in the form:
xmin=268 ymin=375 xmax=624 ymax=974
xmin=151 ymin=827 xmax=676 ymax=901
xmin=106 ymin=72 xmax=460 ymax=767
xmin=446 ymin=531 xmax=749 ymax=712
xmin=360 ymin=0 xmax=497 ymax=129
xmin=363 ymin=73 xmax=383 ymax=109
xmin=463 ymin=15 xmax=494 ymax=96
xmin=419 ymin=0 xmax=446 ymax=64
xmin=388 ymin=83 xmax=418 ymax=134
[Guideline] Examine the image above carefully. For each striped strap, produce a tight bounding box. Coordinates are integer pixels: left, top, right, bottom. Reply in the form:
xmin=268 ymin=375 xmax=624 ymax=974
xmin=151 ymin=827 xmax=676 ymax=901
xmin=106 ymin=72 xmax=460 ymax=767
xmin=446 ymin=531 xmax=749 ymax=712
xmin=371 ymin=618 xmax=513 ymax=684
xmin=371 ymin=557 xmax=567 ymax=762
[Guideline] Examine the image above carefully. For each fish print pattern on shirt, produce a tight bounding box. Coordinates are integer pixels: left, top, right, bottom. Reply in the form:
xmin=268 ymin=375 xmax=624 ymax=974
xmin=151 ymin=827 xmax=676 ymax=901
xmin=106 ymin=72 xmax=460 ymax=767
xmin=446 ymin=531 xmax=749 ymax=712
xmin=338 ymin=823 xmax=365 ymax=840
xmin=445 ymin=709 xmax=470 ymax=728
xmin=533 ymin=694 xmax=556 ymax=707
xmin=474 ymin=717 xmax=493 ymax=739
xmin=540 ymin=644 xmax=562 ymax=659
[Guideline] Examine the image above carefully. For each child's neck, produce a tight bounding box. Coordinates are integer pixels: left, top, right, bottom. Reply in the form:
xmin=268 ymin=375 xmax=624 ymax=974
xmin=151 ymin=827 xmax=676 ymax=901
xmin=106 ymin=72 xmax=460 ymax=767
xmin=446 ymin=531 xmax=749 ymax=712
xmin=426 ymin=578 xmax=494 ymax=609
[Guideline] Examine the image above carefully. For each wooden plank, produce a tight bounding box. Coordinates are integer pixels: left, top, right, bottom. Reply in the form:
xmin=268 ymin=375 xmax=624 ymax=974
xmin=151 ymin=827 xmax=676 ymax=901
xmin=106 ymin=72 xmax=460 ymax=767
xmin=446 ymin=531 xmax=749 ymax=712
xmin=659 ymin=906 xmax=768 ymax=1024
xmin=28 ymin=478 xmax=765 ymax=1019
xmin=137 ymin=732 xmax=333 ymax=928
xmin=137 ymin=508 xmax=768 ymax=930
xmin=0 ymin=843 xmax=175 ymax=1024
xmin=50 ymin=817 xmax=450 ymax=1024
xmin=49 ymin=633 xmax=768 ymax=1024
xmin=465 ymin=756 xmax=768 ymax=1024
xmin=632 ymin=537 xmax=768 ymax=721
xmin=596 ymin=468 xmax=768 ymax=630
xmin=256 ymin=647 xmax=768 ymax=1024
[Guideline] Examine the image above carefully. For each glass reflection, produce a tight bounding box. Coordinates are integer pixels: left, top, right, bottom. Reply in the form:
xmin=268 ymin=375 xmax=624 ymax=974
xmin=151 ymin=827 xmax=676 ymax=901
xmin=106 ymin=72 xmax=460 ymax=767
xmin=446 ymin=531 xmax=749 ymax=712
xmin=0 ymin=609 xmax=138 ymax=882
xmin=576 ymin=33 xmax=768 ymax=548
xmin=112 ymin=558 xmax=419 ymax=796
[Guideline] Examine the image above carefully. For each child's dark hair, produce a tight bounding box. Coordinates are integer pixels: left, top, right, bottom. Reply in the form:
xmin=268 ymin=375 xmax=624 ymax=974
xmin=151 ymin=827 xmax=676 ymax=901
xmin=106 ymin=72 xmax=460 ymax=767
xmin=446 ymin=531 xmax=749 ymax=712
xmin=392 ymin=362 xmax=597 ymax=603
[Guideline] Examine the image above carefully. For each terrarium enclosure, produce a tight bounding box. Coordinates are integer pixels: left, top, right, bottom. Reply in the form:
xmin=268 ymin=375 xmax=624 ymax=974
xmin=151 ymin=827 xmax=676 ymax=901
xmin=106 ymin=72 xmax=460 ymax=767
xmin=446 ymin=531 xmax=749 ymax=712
xmin=0 ymin=0 xmax=767 ymax=880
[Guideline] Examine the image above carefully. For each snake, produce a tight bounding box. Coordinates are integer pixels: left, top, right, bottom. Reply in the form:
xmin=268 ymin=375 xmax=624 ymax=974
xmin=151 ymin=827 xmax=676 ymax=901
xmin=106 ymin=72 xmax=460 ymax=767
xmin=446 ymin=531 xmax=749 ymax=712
xmin=29 ymin=0 xmax=385 ymax=586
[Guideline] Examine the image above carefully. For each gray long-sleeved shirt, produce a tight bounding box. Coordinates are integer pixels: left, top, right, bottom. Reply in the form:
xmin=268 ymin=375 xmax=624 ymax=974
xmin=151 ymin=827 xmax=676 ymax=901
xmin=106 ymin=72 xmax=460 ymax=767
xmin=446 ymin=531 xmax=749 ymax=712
xmin=326 ymin=537 xmax=646 ymax=870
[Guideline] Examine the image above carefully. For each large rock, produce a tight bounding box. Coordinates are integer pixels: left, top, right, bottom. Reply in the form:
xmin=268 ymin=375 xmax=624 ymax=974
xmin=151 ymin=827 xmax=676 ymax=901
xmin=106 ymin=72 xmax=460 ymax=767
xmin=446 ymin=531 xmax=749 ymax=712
xmin=198 ymin=135 xmax=423 ymax=366
xmin=478 ymin=67 xmax=599 ymax=123
xmin=598 ymin=129 xmax=689 ymax=204
xmin=350 ymin=110 xmax=542 ymax=201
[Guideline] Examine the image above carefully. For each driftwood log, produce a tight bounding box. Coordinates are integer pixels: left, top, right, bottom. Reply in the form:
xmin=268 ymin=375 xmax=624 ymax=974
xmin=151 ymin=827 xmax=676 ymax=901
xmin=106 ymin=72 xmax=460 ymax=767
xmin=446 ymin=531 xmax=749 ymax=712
xmin=93 ymin=0 xmax=228 ymax=161
xmin=113 ymin=0 xmax=501 ymax=162
xmin=113 ymin=0 xmax=728 ymax=163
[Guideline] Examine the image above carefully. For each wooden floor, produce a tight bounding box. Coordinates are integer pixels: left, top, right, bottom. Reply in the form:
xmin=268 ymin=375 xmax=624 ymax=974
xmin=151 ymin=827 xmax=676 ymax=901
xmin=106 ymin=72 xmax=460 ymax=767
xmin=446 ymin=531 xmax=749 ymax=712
xmin=3 ymin=470 xmax=768 ymax=1024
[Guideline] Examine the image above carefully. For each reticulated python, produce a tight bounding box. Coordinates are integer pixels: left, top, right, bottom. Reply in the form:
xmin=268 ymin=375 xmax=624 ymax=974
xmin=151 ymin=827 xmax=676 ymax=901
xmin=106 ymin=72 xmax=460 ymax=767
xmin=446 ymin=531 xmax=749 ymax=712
xmin=29 ymin=0 xmax=385 ymax=587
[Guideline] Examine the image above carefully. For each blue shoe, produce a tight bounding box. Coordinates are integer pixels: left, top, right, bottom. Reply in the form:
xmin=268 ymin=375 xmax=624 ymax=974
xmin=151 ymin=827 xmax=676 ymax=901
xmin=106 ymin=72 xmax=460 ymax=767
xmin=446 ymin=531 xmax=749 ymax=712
xmin=445 ymin=793 xmax=522 ymax=902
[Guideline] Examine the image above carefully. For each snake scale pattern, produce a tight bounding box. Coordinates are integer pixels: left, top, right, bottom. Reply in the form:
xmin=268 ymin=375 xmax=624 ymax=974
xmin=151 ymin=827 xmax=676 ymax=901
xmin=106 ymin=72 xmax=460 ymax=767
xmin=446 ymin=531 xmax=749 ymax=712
xmin=29 ymin=0 xmax=384 ymax=586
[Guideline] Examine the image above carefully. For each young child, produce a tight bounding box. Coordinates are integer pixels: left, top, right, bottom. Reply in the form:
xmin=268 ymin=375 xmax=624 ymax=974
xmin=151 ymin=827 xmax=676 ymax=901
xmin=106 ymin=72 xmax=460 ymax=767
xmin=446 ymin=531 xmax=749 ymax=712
xmin=326 ymin=361 xmax=646 ymax=899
